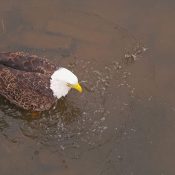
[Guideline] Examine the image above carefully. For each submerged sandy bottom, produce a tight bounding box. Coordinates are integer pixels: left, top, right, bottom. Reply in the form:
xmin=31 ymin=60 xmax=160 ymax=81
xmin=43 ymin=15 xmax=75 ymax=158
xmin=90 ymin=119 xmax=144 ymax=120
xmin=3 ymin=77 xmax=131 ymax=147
xmin=0 ymin=1 xmax=175 ymax=175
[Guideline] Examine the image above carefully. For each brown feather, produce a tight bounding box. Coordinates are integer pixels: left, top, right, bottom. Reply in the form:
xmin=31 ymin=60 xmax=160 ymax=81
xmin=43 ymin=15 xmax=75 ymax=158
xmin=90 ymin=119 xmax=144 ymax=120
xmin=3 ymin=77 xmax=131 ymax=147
xmin=0 ymin=52 xmax=58 ymax=111
xmin=0 ymin=52 xmax=57 ymax=75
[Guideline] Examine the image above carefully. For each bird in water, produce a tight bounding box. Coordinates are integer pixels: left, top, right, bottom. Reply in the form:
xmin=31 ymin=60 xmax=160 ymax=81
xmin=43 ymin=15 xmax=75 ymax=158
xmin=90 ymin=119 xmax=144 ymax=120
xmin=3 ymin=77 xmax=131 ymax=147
xmin=0 ymin=52 xmax=82 ymax=111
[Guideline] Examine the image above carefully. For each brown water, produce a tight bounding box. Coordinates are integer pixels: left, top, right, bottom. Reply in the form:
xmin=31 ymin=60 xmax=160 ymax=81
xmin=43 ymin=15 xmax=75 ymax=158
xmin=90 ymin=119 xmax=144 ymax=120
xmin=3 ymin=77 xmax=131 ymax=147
xmin=0 ymin=0 xmax=175 ymax=175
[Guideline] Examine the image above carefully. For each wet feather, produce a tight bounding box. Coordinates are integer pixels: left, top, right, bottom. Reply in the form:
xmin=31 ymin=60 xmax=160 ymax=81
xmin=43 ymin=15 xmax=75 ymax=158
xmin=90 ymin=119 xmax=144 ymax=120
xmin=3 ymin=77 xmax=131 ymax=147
xmin=0 ymin=52 xmax=74 ymax=111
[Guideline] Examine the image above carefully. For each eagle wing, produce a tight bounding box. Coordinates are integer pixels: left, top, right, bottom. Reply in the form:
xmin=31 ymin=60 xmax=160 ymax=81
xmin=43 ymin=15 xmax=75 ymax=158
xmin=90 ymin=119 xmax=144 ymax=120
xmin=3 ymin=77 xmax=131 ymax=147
xmin=0 ymin=52 xmax=57 ymax=75
xmin=0 ymin=64 xmax=56 ymax=111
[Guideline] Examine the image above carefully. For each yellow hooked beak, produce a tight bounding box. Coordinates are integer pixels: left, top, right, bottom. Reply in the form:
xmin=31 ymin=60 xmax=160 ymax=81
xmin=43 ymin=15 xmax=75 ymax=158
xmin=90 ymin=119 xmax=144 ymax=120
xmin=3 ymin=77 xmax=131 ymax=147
xmin=70 ymin=83 xmax=82 ymax=93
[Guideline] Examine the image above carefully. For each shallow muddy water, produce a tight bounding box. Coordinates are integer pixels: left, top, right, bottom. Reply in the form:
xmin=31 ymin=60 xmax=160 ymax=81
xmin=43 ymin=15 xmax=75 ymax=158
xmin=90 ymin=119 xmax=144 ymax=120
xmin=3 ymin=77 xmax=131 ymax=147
xmin=0 ymin=0 xmax=175 ymax=175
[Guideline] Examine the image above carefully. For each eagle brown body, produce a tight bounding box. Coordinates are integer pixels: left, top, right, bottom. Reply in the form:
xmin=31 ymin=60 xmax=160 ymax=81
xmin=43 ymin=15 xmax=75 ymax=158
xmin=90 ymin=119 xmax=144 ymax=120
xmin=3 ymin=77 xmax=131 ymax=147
xmin=0 ymin=52 xmax=58 ymax=111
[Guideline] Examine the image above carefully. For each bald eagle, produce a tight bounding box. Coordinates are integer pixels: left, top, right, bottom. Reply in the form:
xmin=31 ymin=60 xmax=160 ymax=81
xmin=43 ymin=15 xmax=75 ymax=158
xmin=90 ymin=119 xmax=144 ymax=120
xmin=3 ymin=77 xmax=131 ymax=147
xmin=0 ymin=52 xmax=82 ymax=111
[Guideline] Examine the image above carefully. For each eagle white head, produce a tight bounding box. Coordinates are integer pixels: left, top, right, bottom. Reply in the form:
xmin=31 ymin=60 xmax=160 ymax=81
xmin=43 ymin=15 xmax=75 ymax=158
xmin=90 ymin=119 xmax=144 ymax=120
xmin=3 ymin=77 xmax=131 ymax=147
xmin=50 ymin=68 xmax=82 ymax=99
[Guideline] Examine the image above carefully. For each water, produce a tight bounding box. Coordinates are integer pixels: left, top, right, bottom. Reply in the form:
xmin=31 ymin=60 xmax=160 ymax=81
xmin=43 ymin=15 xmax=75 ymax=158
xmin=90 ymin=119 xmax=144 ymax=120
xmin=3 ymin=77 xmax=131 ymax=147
xmin=0 ymin=0 xmax=175 ymax=175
